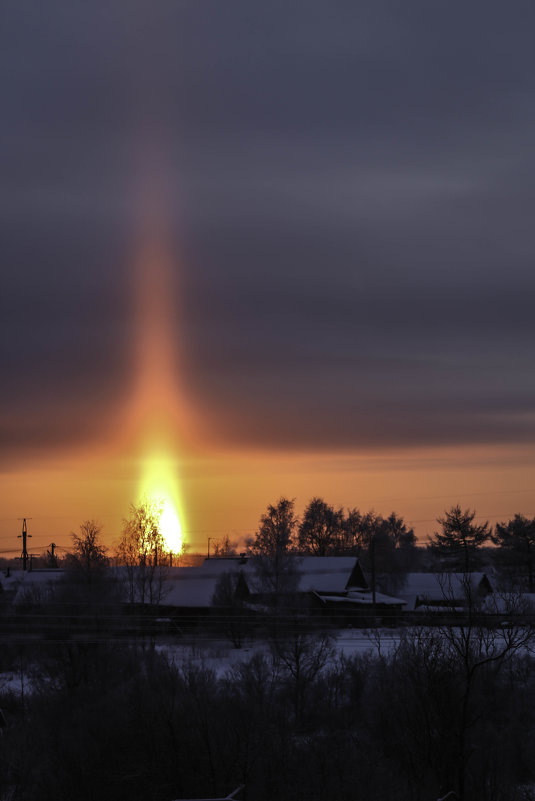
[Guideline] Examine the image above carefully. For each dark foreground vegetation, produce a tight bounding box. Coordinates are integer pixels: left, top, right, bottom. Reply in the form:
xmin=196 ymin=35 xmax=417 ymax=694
xmin=2 ymin=501 xmax=535 ymax=800
xmin=1 ymin=622 xmax=535 ymax=801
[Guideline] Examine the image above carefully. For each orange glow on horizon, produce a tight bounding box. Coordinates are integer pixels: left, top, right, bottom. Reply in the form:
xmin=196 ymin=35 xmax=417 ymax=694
xmin=2 ymin=139 xmax=535 ymax=560
xmin=2 ymin=441 xmax=535 ymax=557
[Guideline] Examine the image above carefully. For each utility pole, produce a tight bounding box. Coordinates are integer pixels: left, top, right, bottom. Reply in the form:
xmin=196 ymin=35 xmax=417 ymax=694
xmin=17 ymin=518 xmax=32 ymax=571
xmin=47 ymin=542 xmax=57 ymax=567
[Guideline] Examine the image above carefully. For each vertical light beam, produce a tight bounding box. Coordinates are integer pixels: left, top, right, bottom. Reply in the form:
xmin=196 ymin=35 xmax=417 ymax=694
xmin=123 ymin=152 xmax=192 ymax=554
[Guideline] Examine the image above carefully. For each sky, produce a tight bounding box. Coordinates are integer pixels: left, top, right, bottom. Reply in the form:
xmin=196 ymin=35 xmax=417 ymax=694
xmin=2 ymin=1 xmax=535 ymax=557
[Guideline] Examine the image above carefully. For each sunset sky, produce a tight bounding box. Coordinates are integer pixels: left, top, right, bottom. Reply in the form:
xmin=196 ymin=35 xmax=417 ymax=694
xmin=2 ymin=1 xmax=535 ymax=558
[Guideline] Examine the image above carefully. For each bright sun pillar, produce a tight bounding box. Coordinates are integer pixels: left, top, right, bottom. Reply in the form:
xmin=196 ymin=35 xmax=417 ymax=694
xmin=159 ymin=499 xmax=182 ymax=553
xmin=140 ymin=452 xmax=184 ymax=553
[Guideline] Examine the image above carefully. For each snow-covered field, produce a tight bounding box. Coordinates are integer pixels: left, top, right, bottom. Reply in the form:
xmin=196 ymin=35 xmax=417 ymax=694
xmin=0 ymin=671 xmax=24 ymax=696
xmin=3 ymin=625 xmax=531 ymax=696
xmin=155 ymin=627 xmax=401 ymax=677
xmin=0 ymin=628 xmax=398 ymax=697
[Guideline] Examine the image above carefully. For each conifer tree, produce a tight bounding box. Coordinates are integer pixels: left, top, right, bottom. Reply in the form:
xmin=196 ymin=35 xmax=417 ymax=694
xmin=429 ymin=505 xmax=490 ymax=572
xmin=492 ymin=514 xmax=535 ymax=590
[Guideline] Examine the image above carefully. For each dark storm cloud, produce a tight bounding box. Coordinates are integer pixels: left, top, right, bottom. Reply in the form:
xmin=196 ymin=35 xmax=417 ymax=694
xmin=2 ymin=0 xmax=535 ymax=459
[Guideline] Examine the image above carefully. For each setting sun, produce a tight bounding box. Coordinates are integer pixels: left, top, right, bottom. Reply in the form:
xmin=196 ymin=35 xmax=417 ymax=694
xmin=159 ymin=500 xmax=182 ymax=553
xmin=139 ymin=451 xmax=184 ymax=553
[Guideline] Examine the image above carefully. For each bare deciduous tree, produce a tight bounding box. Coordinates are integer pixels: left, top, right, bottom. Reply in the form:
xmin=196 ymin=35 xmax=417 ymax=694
xmin=213 ymin=534 xmax=239 ymax=558
xmin=271 ymin=630 xmax=335 ymax=725
xmin=67 ymin=519 xmax=108 ymax=584
xmin=116 ymin=499 xmax=169 ymax=605
xmin=436 ymin=574 xmax=534 ymax=800
xmin=248 ymin=498 xmax=300 ymax=598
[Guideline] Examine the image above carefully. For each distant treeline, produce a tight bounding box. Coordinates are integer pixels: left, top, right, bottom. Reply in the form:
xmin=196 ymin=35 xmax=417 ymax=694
xmin=3 ymin=499 xmax=535 ymax=593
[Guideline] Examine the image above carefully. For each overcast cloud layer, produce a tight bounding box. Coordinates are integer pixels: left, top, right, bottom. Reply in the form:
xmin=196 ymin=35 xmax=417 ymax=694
xmin=2 ymin=0 xmax=535 ymax=461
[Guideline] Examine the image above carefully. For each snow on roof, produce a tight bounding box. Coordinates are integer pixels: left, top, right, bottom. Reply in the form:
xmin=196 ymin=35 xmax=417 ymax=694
xmin=181 ymin=561 xmax=253 ymax=606
xmin=194 ymin=556 xmax=364 ymax=593
xmin=164 ymin=576 xmax=219 ymax=607
xmin=1 ymin=569 xmax=65 ymax=587
xmin=114 ymin=562 xmax=251 ymax=608
xmin=0 ymin=569 xmax=66 ymax=605
xmin=413 ymin=604 xmax=466 ymax=614
xmin=293 ymin=556 xmax=364 ymax=593
xmin=0 ymin=558 xmax=364 ymax=609
xmin=297 ymin=570 xmax=354 ymax=593
xmin=347 ymin=589 xmax=406 ymax=606
xmin=317 ymin=589 xmax=406 ymax=607
xmin=163 ymin=567 xmax=245 ymax=607
xmin=399 ymin=572 xmax=491 ymax=602
xmin=296 ymin=556 xmax=361 ymax=572
xmin=197 ymin=559 xmax=250 ymax=575
xmin=158 ymin=557 xmax=364 ymax=605
xmin=143 ymin=557 xmax=364 ymax=605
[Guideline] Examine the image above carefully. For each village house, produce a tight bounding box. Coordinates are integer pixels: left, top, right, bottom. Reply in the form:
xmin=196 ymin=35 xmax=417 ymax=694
xmin=399 ymin=572 xmax=494 ymax=612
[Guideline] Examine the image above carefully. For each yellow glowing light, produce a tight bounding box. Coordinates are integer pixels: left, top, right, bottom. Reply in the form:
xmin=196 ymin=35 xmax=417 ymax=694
xmin=159 ymin=499 xmax=182 ymax=553
xmin=139 ymin=451 xmax=184 ymax=553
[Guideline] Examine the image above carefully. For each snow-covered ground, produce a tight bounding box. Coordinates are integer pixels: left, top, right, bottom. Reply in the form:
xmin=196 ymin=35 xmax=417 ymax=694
xmin=0 ymin=669 xmax=27 ymax=697
xmin=2 ymin=625 xmax=531 ymax=696
xmin=155 ymin=627 xmax=401 ymax=677
xmin=0 ymin=628 xmax=397 ymax=696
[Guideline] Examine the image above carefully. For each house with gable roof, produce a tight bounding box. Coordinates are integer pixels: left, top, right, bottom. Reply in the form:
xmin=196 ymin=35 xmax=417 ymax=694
xmin=398 ymin=572 xmax=493 ymax=612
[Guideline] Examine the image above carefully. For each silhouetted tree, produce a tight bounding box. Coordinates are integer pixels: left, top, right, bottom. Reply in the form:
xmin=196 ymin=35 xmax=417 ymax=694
xmin=66 ymin=520 xmax=108 ymax=584
xmin=213 ymin=534 xmax=238 ymax=558
xmin=271 ymin=630 xmax=335 ymax=725
xmin=340 ymin=506 xmax=364 ymax=552
xmin=428 ymin=505 xmax=490 ymax=572
xmin=436 ymin=575 xmax=534 ymax=800
xmin=382 ymin=511 xmax=417 ymax=551
xmin=51 ymin=523 xmax=119 ymax=676
xmin=341 ymin=509 xmax=418 ymax=592
xmin=249 ymin=497 xmax=297 ymax=556
xmin=375 ymin=512 xmax=418 ymax=591
xmin=298 ymin=497 xmax=344 ymax=555
xmin=248 ymin=498 xmax=299 ymax=597
xmin=117 ymin=498 xmax=168 ymax=605
xmin=3 ymin=632 xmax=535 ymax=801
xmin=492 ymin=514 xmax=535 ymax=591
